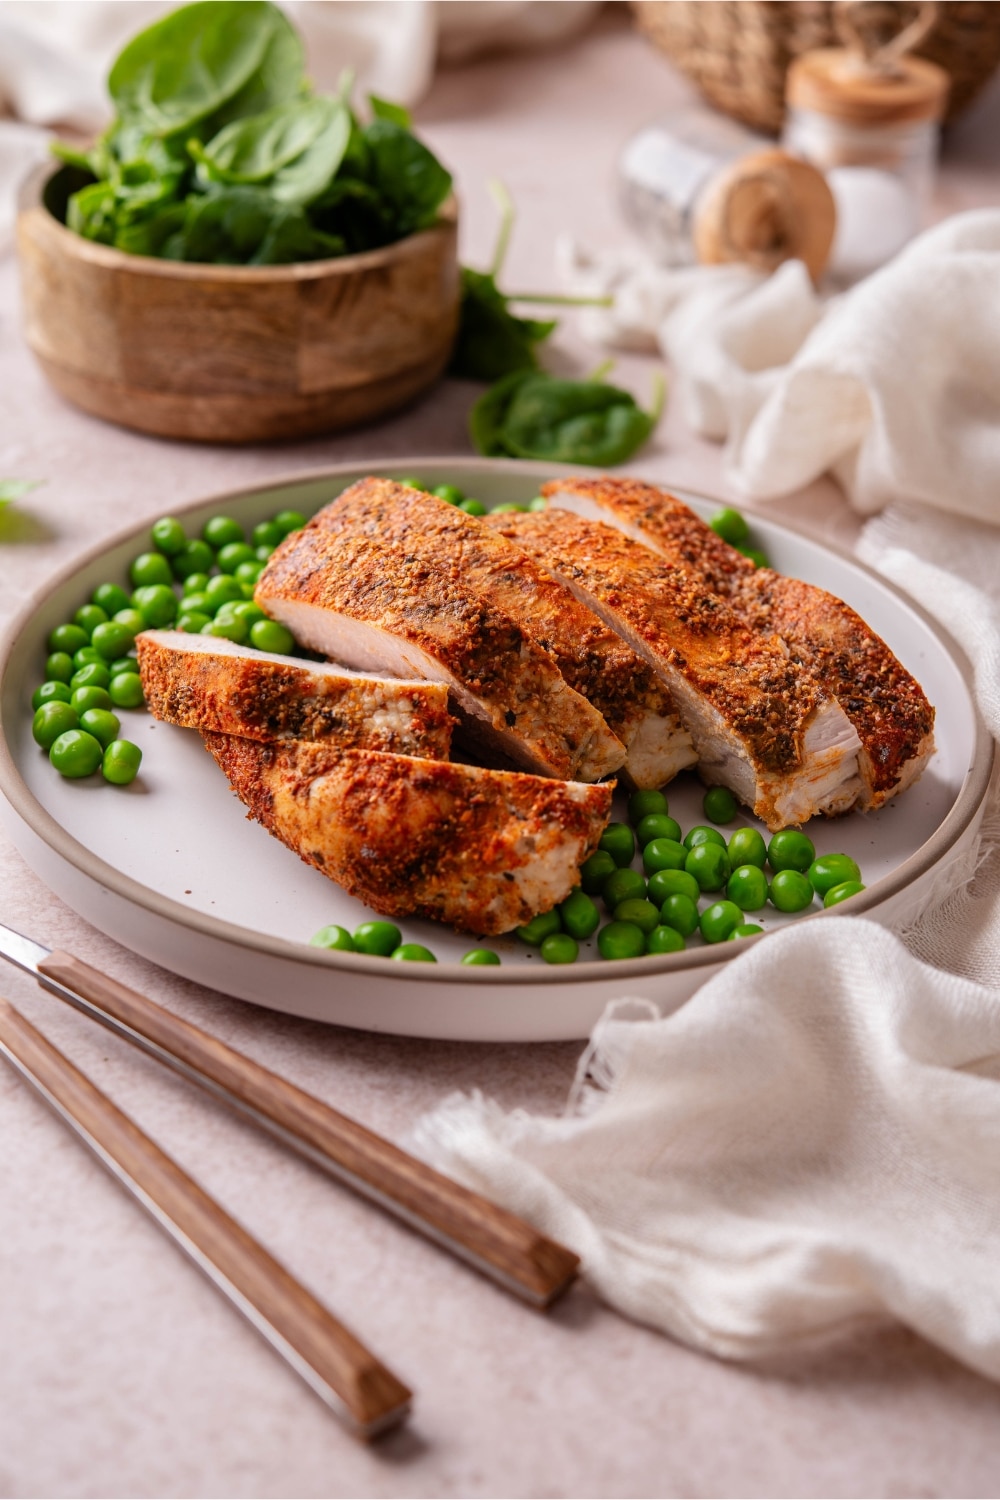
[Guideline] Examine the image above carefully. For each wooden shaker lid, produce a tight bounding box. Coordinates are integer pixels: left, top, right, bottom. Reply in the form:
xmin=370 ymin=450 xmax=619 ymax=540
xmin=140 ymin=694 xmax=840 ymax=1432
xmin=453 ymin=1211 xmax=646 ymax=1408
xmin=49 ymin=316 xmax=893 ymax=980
xmin=692 ymin=148 xmax=837 ymax=284
xmin=786 ymin=48 xmax=949 ymax=126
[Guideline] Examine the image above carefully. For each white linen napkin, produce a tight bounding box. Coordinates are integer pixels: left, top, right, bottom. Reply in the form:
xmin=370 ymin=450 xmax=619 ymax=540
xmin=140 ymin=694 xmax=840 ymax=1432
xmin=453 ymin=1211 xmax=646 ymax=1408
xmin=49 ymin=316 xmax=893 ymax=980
xmin=558 ymin=211 xmax=1000 ymax=526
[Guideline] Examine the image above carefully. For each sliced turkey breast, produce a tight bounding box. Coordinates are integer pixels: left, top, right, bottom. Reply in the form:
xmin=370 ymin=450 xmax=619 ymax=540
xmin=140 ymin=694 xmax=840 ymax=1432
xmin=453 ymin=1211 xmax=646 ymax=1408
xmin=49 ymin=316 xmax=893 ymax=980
xmin=135 ymin=630 xmax=455 ymax=759
xmin=542 ymin=476 xmax=935 ymax=809
xmin=204 ymin=734 xmax=613 ymax=935
xmin=254 ymin=501 xmax=619 ymax=783
xmin=306 ymin=477 xmax=695 ymax=790
xmin=489 ymin=509 xmax=862 ymax=830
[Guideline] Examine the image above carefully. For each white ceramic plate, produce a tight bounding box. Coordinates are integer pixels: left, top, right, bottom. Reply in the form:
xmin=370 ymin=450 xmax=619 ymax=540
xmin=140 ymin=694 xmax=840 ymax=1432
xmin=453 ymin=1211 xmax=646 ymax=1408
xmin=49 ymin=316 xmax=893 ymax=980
xmin=0 ymin=460 xmax=992 ymax=1040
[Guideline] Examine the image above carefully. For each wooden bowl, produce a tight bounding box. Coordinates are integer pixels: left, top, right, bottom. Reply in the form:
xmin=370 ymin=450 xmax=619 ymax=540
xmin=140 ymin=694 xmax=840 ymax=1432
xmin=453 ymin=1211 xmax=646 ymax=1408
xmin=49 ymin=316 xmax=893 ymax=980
xmin=16 ymin=165 xmax=461 ymax=444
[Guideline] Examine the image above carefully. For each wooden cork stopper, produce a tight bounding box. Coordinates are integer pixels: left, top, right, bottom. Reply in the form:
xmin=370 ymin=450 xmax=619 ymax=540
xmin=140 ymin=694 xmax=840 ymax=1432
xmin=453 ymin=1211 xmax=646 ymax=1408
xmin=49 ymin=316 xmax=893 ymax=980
xmin=692 ymin=148 xmax=837 ymax=284
xmin=786 ymin=48 xmax=949 ymax=126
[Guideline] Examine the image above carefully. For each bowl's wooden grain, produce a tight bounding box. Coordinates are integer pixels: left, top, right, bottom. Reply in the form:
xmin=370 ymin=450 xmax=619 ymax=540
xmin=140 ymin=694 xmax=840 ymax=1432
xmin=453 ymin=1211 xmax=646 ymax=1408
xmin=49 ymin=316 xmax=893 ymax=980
xmin=17 ymin=165 xmax=461 ymax=444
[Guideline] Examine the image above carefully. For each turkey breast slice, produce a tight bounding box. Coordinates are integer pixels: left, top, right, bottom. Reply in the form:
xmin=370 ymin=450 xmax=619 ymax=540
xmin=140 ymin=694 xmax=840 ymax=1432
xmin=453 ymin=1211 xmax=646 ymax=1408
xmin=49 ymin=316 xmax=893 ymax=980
xmin=489 ymin=510 xmax=863 ymax=831
xmin=136 ymin=630 xmax=454 ymax=759
xmin=254 ymin=492 xmax=620 ymax=783
xmin=306 ymin=477 xmax=695 ymax=790
xmin=542 ymin=476 xmax=935 ymax=809
xmin=203 ymin=734 xmax=613 ymax=936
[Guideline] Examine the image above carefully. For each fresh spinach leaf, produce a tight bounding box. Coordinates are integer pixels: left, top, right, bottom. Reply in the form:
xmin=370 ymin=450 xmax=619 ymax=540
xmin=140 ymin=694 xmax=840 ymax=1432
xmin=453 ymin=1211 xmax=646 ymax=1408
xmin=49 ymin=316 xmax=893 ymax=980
xmin=270 ymin=100 xmax=351 ymax=205
xmin=109 ymin=1 xmax=277 ymax=136
xmin=362 ymin=119 xmax=452 ymax=235
xmin=195 ymin=96 xmax=330 ymax=185
xmin=450 ymin=268 xmax=556 ymax=381
xmin=207 ymin=6 xmax=304 ymax=130
xmin=369 ymin=95 xmax=412 ymax=129
xmin=169 ymin=186 xmax=277 ymax=263
xmin=67 ymin=181 xmax=118 ymax=244
xmin=115 ymin=202 xmax=188 ymax=257
xmin=470 ymin=372 xmax=665 ymax=466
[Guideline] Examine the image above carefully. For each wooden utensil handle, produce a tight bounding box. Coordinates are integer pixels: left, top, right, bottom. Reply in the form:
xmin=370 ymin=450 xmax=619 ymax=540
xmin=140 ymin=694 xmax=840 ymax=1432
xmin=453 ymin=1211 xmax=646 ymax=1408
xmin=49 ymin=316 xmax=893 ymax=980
xmin=0 ymin=998 xmax=411 ymax=1439
xmin=37 ymin=951 xmax=580 ymax=1307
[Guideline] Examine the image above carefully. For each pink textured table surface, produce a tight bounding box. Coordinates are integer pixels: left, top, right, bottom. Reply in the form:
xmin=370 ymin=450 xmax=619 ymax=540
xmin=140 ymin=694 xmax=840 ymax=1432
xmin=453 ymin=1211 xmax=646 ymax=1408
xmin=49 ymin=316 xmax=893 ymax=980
xmin=2 ymin=14 xmax=1000 ymax=1497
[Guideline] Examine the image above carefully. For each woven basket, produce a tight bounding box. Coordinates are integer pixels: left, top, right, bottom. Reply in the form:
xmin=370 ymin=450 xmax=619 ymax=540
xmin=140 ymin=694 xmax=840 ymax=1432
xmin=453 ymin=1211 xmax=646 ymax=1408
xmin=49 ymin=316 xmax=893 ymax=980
xmin=632 ymin=1 xmax=1000 ymax=134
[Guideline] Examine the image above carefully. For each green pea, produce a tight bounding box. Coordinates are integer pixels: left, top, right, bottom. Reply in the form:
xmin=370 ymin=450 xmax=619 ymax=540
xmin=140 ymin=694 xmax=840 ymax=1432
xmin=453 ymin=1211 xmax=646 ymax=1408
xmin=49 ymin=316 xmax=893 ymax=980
xmin=234 ymin=559 xmax=265 ymax=587
xmin=256 ymin=545 xmax=276 ymax=563
xmin=73 ymin=646 xmax=105 ymax=670
xmin=151 ymin=517 xmax=187 ymax=556
xmin=273 ymin=509 xmax=307 ymax=536
xmin=48 ymin=623 xmax=88 ymax=656
xmin=597 ymin=921 xmax=645 ymax=960
xmin=703 ymin=786 xmax=737 ymax=824
xmin=204 ymin=574 xmax=244 ymax=610
xmin=628 ymin=789 xmax=669 ymax=825
xmin=700 ymin=899 xmax=744 ymax=944
xmin=398 ymin=477 xmax=426 ymax=492
xmin=250 ymin=619 xmax=295 ymax=655
xmin=49 ymin=728 xmax=104 ymax=778
xmin=217 ymin=541 xmax=257 ymax=574
xmin=540 ymin=933 xmax=578 ymax=965
xmin=181 ymin=591 xmax=212 ymax=617
xmin=73 ymin=603 xmax=108 ymax=637
xmin=710 ymin=507 xmax=750 ymax=546
xmin=458 ymin=498 xmax=487 ymax=516
xmin=92 ymin=582 xmax=131 ymax=616
xmin=252 ymin=521 xmax=285 ymax=550
xmin=490 ymin=502 xmax=527 ymax=514
xmin=32 ymin=701 xmax=79 ymax=749
xmin=728 ymin=827 xmax=767 ymax=869
xmin=71 ymin=663 xmax=111 ymax=692
xmin=44 ymin=652 xmax=74 ymax=684
xmin=109 ymin=657 xmax=140 ymax=677
xmin=642 ymin=837 xmax=687 ymax=874
xmin=729 ymin=924 xmax=764 ymax=940
xmin=114 ymin=608 xmax=146 ymax=637
xmin=767 ymin=829 xmax=815 ymax=873
xmin=823 ymin=880 xmax=866 ymax=908
xmin=177 ymin=611 xmax=212 ymax=634
xmin=636 ymin=813 xmax=682 ymax=847
xmin=683 ymin=825 xmax=727 ymax=851
xmin=808 ymin=854 xmax=862 ymax=896
xmin=558 ymin=888 xmax=600 ymax=940
xmin=132 ymin=584 xmax=178 ymax=629
xmin=598 ymin=822 xmax=635 ymax=868
xmin=102 ymin=738 xmax=142 ymax=785
xmin=579 ymin=850 xmax=616 ymax=895
xmin=129 ymin=552 xmax=174 ymax=588
xmin=685 ymin=842 xmax=731 ymax=892
xmin=182 ymin=572 xmax=211 ymax=596
xmin=659 ymin=893 xmax=699 ymax=937
xmin=207 ymin=615 xmax=249 ymax=644
xmin=109 ymin=673 xmax=145 ymax=709
xmin=726 ymin=864 xmax=769 ymax=911
xmin=613 ymin=898 xmax=660 ymax=936
xmin=91 ymin=620 xmax=136 ymax=661
xmin=646 ymin=925 xmax=685 ymax=955
xmin=79 ymin=708 xmax=120 ymax=748
xmin=647 ymin=868 xmax=701 ymax=906
xmin=32 ymin=680 xmax=72 ymax=710
xmin=602 ymin=867 xmax=647 ymax=909
xmin=433 ymin=484 xmax=464 ymax=505
xmin=769 ymin=870 xmax=814 ymax=912
xmin=203 ymin=515 xmax=244 ymax=548
xmin=240 ymin=581 xmax=257 ymax=600
xmin=516 ymin=910 xmax=562 ymax=945
xmin=229 ymin=601 xmax=265 ymax=624
xmin=739 ymin=548 xmax=770 ymax=569
xmin=172 ymin=539 xmax=215 ymax=580
xmin=353 ymin=920 xmax=402 ymax=957
xmin=391 ymin=943 xmax=437 ymax=962
xmin=71 ymin=685 xmax=112 ymax=714
xmin=461 ymin=949 xmax=501 ymax=966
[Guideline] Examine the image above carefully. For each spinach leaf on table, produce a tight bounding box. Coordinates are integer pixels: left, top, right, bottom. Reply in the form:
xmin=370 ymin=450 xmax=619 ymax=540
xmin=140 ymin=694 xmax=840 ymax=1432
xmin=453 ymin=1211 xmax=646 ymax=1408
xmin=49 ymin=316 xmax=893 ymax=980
xmin=451 ymin=269 xmax=556 ymax=382
xmin=470 ymin=371 xmax=665 ymax=467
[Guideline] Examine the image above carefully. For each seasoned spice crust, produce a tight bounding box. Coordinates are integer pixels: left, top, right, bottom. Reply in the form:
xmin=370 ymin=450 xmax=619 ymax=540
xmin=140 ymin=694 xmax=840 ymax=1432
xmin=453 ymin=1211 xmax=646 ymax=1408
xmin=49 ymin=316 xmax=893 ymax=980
xmin=310 ymin=477 xmax=679 ymax=751
xmin=136 ymin=631 xmax=454 ymax=759
xmin=492 ymin=509 xmax=823 ymax=776
xmin=203 ymin=734 xmax=613 ymax=935
xmin=543 ymin=475 xmax=936 ymax=804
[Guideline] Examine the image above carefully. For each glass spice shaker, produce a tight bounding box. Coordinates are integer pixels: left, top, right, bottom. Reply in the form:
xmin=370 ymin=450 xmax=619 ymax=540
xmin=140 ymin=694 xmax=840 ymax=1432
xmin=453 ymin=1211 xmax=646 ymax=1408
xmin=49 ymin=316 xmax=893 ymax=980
xmin=618 ymin=106 xmax=837 ymax=283
xmin=782 ymin=13 xmax=949 ymax=283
